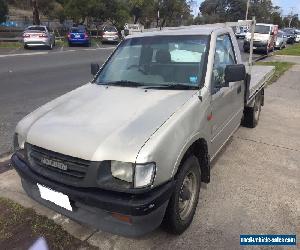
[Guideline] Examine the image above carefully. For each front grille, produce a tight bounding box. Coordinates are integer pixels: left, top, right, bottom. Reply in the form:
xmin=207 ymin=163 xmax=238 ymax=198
xmin=27 ymin=144 xmax=90 ymax=180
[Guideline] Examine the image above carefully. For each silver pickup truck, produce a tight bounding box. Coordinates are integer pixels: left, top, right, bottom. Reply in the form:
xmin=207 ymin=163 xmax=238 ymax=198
xmin=12 ymin=24 xmax=274 ymax=237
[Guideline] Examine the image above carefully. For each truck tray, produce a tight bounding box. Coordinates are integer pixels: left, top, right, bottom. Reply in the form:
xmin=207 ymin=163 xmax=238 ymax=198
xmin=247 ymin=65 xmax=275 ymax=104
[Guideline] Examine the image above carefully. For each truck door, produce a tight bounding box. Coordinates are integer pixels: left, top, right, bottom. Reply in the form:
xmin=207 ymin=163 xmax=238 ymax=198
xmin=210 ymin=34 xmax=240 ymax=157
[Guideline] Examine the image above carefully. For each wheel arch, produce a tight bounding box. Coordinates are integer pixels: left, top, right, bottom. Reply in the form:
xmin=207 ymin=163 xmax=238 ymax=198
xmin=173 ymin=136 xmax=210 ymax=183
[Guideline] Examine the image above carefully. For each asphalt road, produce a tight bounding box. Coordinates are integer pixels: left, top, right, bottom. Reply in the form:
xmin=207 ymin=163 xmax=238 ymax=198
xmin=0 ymin=45 xmax=116 ymax=155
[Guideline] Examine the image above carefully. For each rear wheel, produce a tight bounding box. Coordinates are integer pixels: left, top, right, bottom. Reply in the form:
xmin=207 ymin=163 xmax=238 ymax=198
xmin=162 ymin=155 xmax=201 ymax=234
xmin=48 ymin=43 xmax=53 ymax=50
xmin=243 ymin=91 xmax=262 ymax=128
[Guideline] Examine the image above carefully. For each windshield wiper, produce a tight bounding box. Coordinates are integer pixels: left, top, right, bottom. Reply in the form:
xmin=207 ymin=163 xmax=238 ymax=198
xmin=144 ymin=83 xmax=198 ymax=90
xmin=101 ymin=80 xmax=145 ymax=87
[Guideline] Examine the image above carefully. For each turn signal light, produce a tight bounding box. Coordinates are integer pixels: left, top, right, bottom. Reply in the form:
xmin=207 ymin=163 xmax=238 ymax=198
xmin=111 ymin=212 xmax=132 ymax=224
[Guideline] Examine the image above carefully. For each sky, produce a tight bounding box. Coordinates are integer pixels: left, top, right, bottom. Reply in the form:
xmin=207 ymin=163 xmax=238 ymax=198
xmin=194 ymin=0 xmax=300 ymax=16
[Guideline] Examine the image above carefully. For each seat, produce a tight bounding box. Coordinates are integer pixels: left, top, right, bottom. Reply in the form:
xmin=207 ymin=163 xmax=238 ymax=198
xmin=152 ymin=49 xmax=173 ymax=82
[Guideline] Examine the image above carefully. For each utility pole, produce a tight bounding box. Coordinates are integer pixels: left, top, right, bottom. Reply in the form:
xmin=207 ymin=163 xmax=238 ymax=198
xmin=245 ymin=0 xmax=250 ymax=20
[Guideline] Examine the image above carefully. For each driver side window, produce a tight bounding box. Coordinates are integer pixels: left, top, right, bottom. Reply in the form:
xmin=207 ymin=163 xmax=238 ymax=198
xmin=212 ymin=34 xmax=236 ymax=94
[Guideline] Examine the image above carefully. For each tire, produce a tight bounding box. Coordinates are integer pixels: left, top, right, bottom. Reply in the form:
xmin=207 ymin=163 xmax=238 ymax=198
xmin=243 ymin=91 xmax=262 ymax=128
xmin=162 ymin=155 xmax=201 ymax=234
xmin=265 ymin=47 xmax=269 ymax=55
xmin=48 ymin=43 xmax=53 ymax=50
xmin=24 ymin=44 xmax=28 ymax=50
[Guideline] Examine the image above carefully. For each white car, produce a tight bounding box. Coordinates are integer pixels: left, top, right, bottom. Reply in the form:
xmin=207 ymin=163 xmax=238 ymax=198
xmin=23 ymin=25 xmax=55 ymax=50
xmin=295 ymin=30 xmax=300 ymax=42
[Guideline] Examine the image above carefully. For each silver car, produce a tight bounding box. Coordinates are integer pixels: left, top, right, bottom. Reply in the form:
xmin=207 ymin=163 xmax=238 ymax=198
xmin=275 ymin=31 xmax=287 ymax=49
xmin=23 ymin=25 xmax=55 ymax=50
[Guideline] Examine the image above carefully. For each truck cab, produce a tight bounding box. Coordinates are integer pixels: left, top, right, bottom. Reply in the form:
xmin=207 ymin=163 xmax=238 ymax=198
xmin=12 ymin=24 xmax=274 ymax=237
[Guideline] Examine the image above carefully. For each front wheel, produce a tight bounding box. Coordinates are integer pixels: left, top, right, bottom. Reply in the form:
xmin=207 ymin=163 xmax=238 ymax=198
xmin=162 ymin=155 xmax=201 ymax=234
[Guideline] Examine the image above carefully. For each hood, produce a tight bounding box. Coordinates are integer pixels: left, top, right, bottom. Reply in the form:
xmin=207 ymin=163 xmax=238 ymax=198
xmin=253 ymin=33 xmax=270 ymax=41
xmin=26 ymin=84 xmax=196 ymax=162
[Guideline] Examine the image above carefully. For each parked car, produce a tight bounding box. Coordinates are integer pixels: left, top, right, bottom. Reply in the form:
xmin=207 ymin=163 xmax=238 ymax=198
xmin=295 ymin=29 xmax=300 ymax=42
xmin=12 ymin=23 xmax=274 ymax=237
xmin=122 ymin=23 xmax=144 ymax=37
xmin=275 ymin=31 xmax=287 ymax=50
xmin=244 ymin=23 xmax=278 ymax=54
xmin=67 ymin=27 xmax=91 ymax=47
xmin=235 ymin=26 xmax=248 ymax=39
xmin=23 ymin=25 xmax=55 ymax=50
xmin=282 ymin=28 xmax=296 ymax=44
xmin=101 ymin=26 xmax=119 ymax=44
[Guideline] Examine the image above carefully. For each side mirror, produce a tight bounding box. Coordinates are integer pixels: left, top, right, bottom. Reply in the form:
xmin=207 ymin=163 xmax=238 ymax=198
xmin=225 ymin=64 xmax=246 ymax=85
xmin=91 ymin=63 xmax=99 ymax=76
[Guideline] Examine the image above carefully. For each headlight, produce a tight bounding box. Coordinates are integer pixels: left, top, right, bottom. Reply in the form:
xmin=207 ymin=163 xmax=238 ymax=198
xmin=111 ymin=161 xmax=133 ymax=183
xmin=110 ymin=161 xmax=156 ymax=188
xmin=135 ymin=163 xmax=156 ymax=188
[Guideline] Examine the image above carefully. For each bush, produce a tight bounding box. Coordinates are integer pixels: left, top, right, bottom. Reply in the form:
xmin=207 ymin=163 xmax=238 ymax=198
xmin=0 ymin=0 xmax=9 ymax=23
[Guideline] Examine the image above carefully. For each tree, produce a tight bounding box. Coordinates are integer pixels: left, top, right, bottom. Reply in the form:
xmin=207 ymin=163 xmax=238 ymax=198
xmin=64 ymin=0 xmax=105 ymax=24
xmin=32 ymin=0 xmax=40 ymax=25
xmin=158 ymin=0 xmax=192 ymax=27
xmin=199 ymin=0 xmax=247 ymax=23
xmin=0 ymin=0 xmax=9 ymax=23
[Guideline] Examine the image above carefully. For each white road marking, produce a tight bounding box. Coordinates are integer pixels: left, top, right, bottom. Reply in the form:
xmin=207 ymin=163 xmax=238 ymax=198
xmin=0 ymin=52 xmax=48 ymax=58
xmin=83 ymin=47 xmax=115 ymax=51
xmin=0 ymin=46 xmax=115 ymax=58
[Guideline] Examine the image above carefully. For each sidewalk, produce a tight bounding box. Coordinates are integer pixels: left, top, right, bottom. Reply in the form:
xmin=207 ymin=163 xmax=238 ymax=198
xmin=264 ymin=54 xmax=300 ymax=64
xmin=0 ymin=66 xmax=299 ymax=249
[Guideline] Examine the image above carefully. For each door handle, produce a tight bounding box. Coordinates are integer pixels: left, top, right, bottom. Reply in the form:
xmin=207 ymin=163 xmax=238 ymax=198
xmin=237 ymin=85 xmax=241 ymax=94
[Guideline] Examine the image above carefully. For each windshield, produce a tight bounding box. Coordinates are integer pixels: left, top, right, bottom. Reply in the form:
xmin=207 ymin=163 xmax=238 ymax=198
xmin=96 ymin=35 xmax=209 ymax=87
xmin=255 ymin=25 xmax=271 ymax=34
xmin=283 ymin=28 xmax=294 ymax=34
xmin=70 ymin=28 xmax=85 ymax=33
xmin=104 ymin=27 xmax=117 ymax=32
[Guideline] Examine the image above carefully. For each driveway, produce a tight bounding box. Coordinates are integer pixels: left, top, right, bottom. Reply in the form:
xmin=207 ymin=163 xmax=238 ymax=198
xmin=0 ymin=66 xmax=299 ymax=249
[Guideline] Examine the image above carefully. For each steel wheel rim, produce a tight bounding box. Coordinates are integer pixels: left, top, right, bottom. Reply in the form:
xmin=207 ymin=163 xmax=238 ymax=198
xmin=178 ymin=171 xmax=197 ymax=221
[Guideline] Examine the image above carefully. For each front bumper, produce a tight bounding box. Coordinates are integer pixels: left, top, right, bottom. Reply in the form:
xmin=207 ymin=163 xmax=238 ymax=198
xmin=243 ymin=41 xmax=268 ymax=51
xmin=12 ymin=153 xmax=174 ymax=236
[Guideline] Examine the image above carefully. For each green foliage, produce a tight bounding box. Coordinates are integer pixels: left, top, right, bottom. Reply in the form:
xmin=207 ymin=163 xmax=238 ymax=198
xmin=255 ymin=61 xmax=294 ymax=84
xmin=199 ymin=0 xmax=248 ymax=23
xmin=276 ymin=43 xmax=300 ymax=56
xmin=0 ymin=0 xmax=8 ymax=23
xmin=197 ymin=0 xmax=296 ymax=27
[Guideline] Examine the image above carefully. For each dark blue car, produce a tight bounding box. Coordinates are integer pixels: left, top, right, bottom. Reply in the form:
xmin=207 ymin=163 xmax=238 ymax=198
xmin=67 ymin=27 xmax=91 ymax=47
